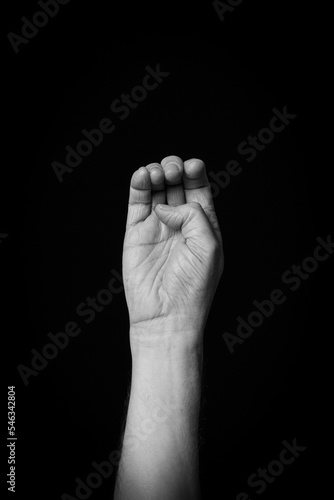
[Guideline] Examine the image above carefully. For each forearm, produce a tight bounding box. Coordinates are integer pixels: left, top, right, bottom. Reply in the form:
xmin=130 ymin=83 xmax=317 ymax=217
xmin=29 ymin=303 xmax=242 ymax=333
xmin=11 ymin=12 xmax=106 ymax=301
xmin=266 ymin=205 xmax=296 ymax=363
xmin=114 ymin=330 xmax=203 ymax=500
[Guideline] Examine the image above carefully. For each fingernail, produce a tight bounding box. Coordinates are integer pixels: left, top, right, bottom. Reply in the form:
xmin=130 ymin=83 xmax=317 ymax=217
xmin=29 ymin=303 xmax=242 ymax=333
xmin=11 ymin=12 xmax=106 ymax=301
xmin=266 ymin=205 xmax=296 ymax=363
xmin=165 ymin=163 xmax=179 ymax=177
xmin=157 ymin=204 xmax=169 ymax=210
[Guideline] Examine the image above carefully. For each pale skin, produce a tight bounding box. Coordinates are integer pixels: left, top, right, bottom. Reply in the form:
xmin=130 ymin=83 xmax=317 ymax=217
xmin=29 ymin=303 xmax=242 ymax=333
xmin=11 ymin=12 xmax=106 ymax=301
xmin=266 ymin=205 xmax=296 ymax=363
xmin=114 ymin=155 xmax=224 ymax=500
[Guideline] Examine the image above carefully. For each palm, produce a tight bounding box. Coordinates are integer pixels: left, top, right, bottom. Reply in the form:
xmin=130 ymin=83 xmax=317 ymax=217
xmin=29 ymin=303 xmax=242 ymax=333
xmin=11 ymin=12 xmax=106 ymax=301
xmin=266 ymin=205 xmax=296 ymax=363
xmin=122 ymin=156 xmax=223 ymax=329
xmin=123 ymin=213 xmax=206 ymax=325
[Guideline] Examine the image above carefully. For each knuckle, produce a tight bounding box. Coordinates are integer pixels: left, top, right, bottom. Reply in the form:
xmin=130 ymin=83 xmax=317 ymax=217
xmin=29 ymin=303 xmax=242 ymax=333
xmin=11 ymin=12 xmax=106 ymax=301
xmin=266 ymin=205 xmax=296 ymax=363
xmin=185 ymin=158 xmax=205 ymax=171
xmin=190 ymin=158 xmax=205 ymax=166
xmin=161 ymin=155 xmax=183 ymax=166
xmin=145 ymin=162 xmax=162 ymax=171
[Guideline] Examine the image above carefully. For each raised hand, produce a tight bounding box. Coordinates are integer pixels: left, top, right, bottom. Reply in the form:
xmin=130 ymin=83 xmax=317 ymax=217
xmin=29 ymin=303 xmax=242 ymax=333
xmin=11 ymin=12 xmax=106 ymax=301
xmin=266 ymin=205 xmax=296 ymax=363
xmin=122 ymin=155 xmax=224 ymax=350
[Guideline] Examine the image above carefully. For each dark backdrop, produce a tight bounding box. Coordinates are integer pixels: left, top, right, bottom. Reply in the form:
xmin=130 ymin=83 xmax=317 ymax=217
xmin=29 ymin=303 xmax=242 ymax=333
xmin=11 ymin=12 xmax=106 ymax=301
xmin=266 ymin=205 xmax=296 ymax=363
xmin=2 ymin=1 xmax=331 ymax=499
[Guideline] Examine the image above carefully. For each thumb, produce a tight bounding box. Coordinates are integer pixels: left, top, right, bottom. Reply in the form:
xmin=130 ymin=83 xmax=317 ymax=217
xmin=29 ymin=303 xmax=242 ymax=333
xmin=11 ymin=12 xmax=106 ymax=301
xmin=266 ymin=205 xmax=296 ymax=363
xmin=154 ymin=202 xmax=216 ymax=249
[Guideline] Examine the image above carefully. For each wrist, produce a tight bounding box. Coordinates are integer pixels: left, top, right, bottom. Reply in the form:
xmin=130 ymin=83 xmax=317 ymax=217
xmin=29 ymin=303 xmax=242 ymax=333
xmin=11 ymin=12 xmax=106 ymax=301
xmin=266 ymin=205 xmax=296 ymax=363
xmin=129 ymin=340 xmax=203 ymax=436
xmin=129 ymin=315 xmax=206 ymax=355
xmin=130 ymin=332 xmax=203 ymax=406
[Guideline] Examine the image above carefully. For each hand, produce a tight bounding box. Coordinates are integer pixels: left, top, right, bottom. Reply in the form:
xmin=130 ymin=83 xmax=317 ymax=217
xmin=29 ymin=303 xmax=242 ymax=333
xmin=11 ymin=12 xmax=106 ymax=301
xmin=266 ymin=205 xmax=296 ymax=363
xmin=122 ymin=155 xmax=224 ymax=350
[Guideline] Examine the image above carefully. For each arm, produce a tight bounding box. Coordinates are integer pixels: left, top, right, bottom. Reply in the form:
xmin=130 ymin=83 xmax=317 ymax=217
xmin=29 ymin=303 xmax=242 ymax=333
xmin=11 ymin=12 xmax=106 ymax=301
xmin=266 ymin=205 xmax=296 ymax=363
xmin=114 ymin=337 xmax=202 ymax=500
xmin=114 ymin=155 xmax=224 ymax=499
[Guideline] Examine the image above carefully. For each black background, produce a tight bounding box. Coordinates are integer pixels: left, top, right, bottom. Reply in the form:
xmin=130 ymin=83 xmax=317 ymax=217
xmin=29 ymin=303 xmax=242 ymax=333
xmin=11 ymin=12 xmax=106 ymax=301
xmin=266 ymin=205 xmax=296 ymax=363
xmin=2 ymin=1 xmax=331 ymax=499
